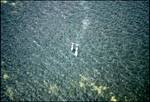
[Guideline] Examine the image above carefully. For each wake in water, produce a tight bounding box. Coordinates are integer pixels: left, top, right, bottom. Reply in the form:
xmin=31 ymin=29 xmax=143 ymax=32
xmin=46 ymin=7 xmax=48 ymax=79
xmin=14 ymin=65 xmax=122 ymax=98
xmin=70 ymin=2 xmax=90 ymax=58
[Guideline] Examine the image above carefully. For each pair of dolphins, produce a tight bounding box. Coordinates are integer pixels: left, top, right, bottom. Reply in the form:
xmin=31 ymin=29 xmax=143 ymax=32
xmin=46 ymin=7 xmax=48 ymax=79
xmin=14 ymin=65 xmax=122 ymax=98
xmin=71 ymin=43 xmax=79 ymax=57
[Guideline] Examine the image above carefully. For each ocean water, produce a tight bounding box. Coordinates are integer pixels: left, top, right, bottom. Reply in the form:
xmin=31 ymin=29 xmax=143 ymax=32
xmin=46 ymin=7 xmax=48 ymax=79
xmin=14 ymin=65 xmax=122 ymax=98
xmin=1 ymin=1 xmax=149 ymax=101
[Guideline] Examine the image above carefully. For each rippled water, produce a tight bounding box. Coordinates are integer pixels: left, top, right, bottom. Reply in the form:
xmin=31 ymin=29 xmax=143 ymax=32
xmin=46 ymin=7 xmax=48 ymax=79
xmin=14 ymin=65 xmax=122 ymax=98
xmin=1 ymin=1 xmax=149 ymax=101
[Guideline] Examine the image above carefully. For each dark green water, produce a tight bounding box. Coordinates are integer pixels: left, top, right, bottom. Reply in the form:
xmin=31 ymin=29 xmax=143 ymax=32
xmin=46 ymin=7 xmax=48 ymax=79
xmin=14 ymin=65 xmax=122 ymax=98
xmin=1 ymin=1 xmax=149 ymax=101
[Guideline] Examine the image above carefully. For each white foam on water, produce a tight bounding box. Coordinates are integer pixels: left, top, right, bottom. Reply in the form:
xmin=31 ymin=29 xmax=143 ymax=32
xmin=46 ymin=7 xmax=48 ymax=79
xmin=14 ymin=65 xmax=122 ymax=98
xmin=82 ymin=19 xmax=90 ymax=30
